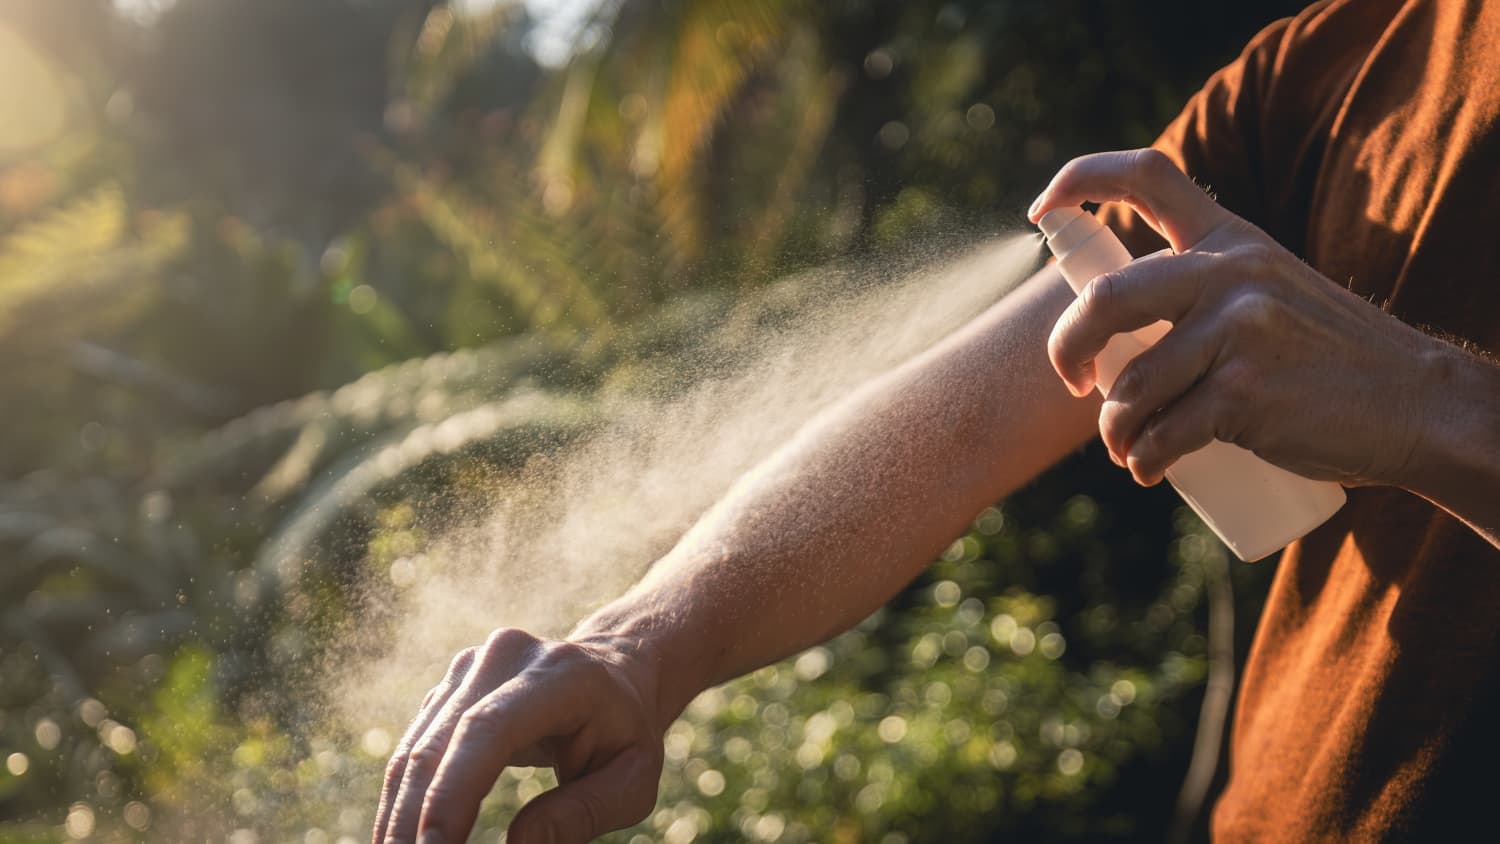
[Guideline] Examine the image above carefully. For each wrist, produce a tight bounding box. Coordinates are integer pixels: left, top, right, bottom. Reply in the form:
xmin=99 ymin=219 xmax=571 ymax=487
xmin=570 ymin=595 xmax=715 ymax=733
xmin=1402 ymin=338 xmax=1500 ymax=504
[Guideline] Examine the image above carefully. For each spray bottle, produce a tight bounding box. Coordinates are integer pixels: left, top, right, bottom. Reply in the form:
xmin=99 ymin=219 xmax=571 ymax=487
xmin=1037 ymin=206 xmax=1344 ymax=561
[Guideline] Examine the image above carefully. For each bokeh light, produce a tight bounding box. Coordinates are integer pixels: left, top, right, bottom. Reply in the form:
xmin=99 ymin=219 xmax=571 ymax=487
xmin=0 ymin=0 xmax=1297 ymax=840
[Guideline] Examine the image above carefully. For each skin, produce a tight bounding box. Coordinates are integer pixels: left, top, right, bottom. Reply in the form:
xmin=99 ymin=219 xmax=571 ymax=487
xmin=375 ymin=147 xmax=1500 ymax=844
xmin=1028 ymin=148 xmax=1500 ymax=547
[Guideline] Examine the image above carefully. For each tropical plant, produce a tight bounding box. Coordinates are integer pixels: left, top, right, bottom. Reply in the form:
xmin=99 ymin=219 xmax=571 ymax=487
xmin=0 ymin=0 xmax=1300 ymax=840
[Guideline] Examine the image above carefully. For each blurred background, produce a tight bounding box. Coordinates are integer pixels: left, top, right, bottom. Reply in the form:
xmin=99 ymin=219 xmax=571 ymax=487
xmin=0 ymin=1 xmax=1309 ymax=841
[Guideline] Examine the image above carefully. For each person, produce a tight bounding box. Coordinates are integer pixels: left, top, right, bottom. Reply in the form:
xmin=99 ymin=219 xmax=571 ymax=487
xmin=371 ymin=0 xmax=1500 ymax=840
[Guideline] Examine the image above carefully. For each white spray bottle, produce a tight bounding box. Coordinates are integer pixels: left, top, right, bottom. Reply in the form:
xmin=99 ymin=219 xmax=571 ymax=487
xmin=1037 ymin=206 xmax=1344 ymax=561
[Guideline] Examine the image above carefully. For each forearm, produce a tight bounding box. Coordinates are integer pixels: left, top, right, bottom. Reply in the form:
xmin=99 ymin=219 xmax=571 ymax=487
xmin=1403 ymin=338 xmax=1500 ymax=549
xmin=572 ymin=265 xmax=1098 ymax=727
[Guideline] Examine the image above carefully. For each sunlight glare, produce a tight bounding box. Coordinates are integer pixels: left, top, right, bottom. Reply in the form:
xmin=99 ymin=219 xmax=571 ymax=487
xmin=0 ymin=25 xmax=69 ymax=156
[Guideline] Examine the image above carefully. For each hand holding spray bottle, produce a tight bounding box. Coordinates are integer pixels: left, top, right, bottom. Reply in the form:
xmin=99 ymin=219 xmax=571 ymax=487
xmin=1037 ymin=206 xmax=1345 ymax=561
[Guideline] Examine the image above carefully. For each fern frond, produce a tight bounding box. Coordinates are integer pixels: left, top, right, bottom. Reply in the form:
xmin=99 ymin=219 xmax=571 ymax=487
xmin=255 ymin=390 xmax=597 ymax=585
xmin=386 ymin=153 xmax=611 ymax=336
xmin=0 ymin=187 xmax=185 ymax=342
xmin=158 ymin=336 xmax=589 ymax=492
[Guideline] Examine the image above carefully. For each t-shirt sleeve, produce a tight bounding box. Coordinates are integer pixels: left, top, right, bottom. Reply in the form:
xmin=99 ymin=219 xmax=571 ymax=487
xmin=1097 ymin=0 xmax=1380 ymax=258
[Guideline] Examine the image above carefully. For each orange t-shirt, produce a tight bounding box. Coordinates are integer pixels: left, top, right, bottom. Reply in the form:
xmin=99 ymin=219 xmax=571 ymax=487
xmin=1100 ymin=0 xmax=1500 ymax=838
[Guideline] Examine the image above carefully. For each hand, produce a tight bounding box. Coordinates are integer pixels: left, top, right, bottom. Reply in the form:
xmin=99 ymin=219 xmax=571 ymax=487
xmin=372 ymin=628 xmax=666 ymax=844
xmin=1027 ymin=148 xmax=1443 ymax=488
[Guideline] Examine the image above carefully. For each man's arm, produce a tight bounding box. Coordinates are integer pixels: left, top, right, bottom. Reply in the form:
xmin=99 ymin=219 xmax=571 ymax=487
xmin=373 ymin=263 xmax=1101 ymax=844
xmin=577 ymin=262 xmax=1103 ymax=726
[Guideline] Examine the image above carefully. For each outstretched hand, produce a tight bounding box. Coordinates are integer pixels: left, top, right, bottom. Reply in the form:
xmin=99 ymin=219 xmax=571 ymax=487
xmin=372 ymin=629 xmax=665 ymax=844
xmin=1027 ymin=148 xmax=1442 ymax=490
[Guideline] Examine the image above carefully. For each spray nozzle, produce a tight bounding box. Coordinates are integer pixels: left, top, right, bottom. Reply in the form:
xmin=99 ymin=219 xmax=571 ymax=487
xmin=1036 ymin=206 xmax=1085 ymax=237
xmin=1036 ymin=206 xmax=1105 ymax=261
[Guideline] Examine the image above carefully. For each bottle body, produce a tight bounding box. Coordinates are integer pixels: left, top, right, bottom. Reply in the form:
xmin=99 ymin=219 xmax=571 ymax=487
xmin=1038 ymin=207 xmax=1344 ymax=561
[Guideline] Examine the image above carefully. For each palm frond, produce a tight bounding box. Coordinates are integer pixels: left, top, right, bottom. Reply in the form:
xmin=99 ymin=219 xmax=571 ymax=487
xmin=399 ymin=3 xmax=521 ymax=123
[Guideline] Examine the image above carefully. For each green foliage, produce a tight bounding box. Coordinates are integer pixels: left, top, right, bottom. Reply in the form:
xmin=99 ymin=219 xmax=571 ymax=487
xmin=0 ymin=0 xmax=1300 ymax=840
xmin=464 ymin=503 xmax=1223 ymax=843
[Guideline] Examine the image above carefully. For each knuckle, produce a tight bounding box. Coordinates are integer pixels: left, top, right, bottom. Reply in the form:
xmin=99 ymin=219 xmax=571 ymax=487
xmin=405 ymin=739 xmax=446 ymax=777
xmin=1057 ymin=157 xmax=1084 ymax=184
xmin=544 ymin=639 xmax=586 ymax=661
xmin=475 ymin=629 xmax=538 ymax=675
xmin=383 ymin=751 xmax=408 ymax=787
xmin=1135 ymin=148 xmax=1177 ymax=180
xmin=1080 ymin=271 xmax=1120 ymax=317
xmin=484 ymin=627 xmax=534 ymax=654
xmin=1223 ymin=289 xmax=1278 ymax=335
xmin=449 ymin=646 xmax=479 ymax=675
xmin=456 ymin=702 xmax=503 ymax=742
xmin=540 ymin=644 xmax=612 ymax=690
xmin=437 ymin=648 xmax=478 ymax=689
xmin=1238 ymin=241 xmax=1278 ymax=270
xmin=1213 ymin=359 xmax=1256 ymax=405
xmin=539 ymin=640 xmax=597 ymax=674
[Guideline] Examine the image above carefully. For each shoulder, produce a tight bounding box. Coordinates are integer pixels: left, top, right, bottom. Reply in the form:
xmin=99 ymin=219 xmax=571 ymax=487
xmin=1103 ymin=0 xmax=1406 ymax=256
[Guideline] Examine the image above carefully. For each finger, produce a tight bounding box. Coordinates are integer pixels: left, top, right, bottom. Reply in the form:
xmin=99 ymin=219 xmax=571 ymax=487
xmin=1125 ymin=380 xmax=1232 ymax=486
xmin=1047 ymin=250 xmax=1213 ymax=395
xmin=383 ymin=629 xmax=539 ymax=843
xmin=1028 ymin=148 xmax=1232 ymax=251
xmin=415 ymin=668 xmax=599 ymax=843
xmin=373 ymin=647 xmax=476 ymax=844
xmin=1097 ymin=316 xmax=1223 ymax=464
xmin=508 ymin=746 xmax=662 ymax=844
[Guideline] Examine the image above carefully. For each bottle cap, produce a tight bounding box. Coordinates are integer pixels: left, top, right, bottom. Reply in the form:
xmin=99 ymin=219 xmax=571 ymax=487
xmin=1037 ymin=206 xmax=1101 ymax=258
xmin=1037 ymin=206 xmax=1085 ymax=238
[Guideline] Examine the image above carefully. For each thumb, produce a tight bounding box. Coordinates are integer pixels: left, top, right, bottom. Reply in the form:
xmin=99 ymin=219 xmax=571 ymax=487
xmin=1028 ymin=148 xmax=1231 ymax=252
xmin=508 ymin=745 xmax=661 ymax=844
